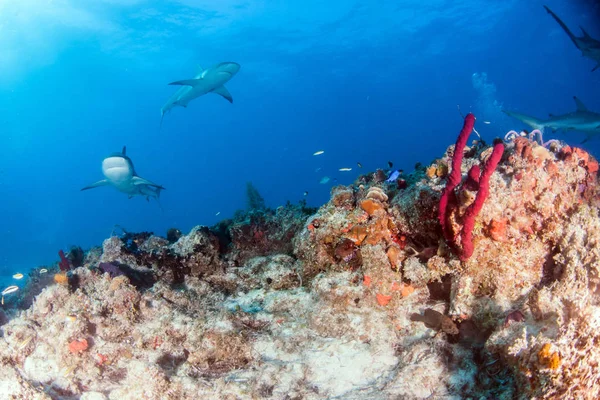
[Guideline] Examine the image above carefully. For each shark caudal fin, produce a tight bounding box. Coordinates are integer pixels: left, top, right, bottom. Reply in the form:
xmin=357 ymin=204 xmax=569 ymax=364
xmin=502 ymin=109 xmax=546 ymax=131
xmin=544 ymin=5 xmax=579 ymax=48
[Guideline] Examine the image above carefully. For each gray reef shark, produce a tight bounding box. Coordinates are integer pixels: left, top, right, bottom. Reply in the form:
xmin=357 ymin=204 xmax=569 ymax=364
xmin=503 ymin=96 xmax=600 ymax=142
xmin=81 ymin=146 xmax=165 ymax=201
xmin=544 ymin=5 xmax=600 ymax=72
xmin=160 ymin=62 xmax=241 ymax=125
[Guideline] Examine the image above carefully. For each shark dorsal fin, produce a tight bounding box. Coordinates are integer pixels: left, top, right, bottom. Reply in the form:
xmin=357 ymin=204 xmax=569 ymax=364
xmin=580 ymin=26 xmax=592 ymax=38
xmin=574 ymin=96 xmax=588 ymax=112
xmin=122 ymin=146 xmax=127 ymax=155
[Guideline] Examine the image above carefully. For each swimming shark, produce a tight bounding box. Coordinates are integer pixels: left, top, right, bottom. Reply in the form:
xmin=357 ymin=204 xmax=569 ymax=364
xmin=81 ymin=146 xmax=165 ymax=201
xmin=503 ymin=96 xmax=600 ymax=142
xmin=544 ymin=5 xmax=600 ymax=72
xmin=160 ymin=62 xmax=241 ymax=125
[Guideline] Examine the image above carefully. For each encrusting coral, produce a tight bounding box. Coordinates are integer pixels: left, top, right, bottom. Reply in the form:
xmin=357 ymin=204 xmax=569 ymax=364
xmin=1 ymin=115 xmax=600 ymax=399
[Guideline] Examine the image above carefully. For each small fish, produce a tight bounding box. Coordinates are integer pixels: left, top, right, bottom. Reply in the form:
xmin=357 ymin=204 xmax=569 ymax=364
xmin=387 ymin=161 xmax=393 ymax=168
xmin=313 ymin=150 xmax=325 ymax=156
xmin=63 ymin=365 xmax=77 ymax=377
xmin=65 ymin=315 xmax=77 ymax=323
xmin=483 ymin=121 xmax=491 ymax=125
xmin=319 ymin=176 xmax=330 ymax=184
xmin=215 ymin=212 xmax=221 ymax=216
xmin=18 ymin=336 xmax=33 ymax=350
xmin=1 ymin=285 xmax=18 ymax=305
xmin=339 ymin=168 xmax=352 ymax=172
xmin=386 ymin=170 xmax=400 ymax=182
xmin=12 ymin=273 xmax=23 ymax=280
xmin=357 ymin=162 xmax=363 ymax=168
xmin=315 ymin=167 xmax=322 ymax=172
xmin=2 ymin=286 xmax=18 ymax=296
xmin=303 ymin=191 xmax=308 ymax=196
xmin=39 ymin=268 xmax=48 ymax=274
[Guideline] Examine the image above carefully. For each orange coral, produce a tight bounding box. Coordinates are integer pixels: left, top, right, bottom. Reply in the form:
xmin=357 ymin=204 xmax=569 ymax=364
xmin=488 ymin=218 xmax=509 ymax=242
xmin=426 ymin=165 xmax=437 ymax=178
xmin=54 ymin=273 xmax=68 ymax=285
xmin=363 ymin=275 xmax=372 ymax=287
xmin=376 ymin=293 xmax=392 ymax=306
xmin=346 ymin=225 xmax=367 ymax=245
xmin=364 ymin=218 xmax=390 ymax=245
xmin=360 ymin=199 xmax=384 ymax=216
xmin=400 ymin=285 xmax=415 ymax=298
xmin=95 ymin=353 xmax=109 ymax=365
xmin=387 ymin=246 xmax=402 ymax=270
xmin=538 ymin=343 xmax=561 ymax=370
xmin=69 ymin=338 xmax=89 ymax=354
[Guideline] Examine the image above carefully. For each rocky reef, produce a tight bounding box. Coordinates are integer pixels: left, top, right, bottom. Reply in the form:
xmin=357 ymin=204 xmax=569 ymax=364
xmin=1 ymin=117 xmax=599 ymax=399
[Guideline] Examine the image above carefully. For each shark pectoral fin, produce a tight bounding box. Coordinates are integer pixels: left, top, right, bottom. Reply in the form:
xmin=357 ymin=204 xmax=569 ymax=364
xmin=174 ymin=100 xmax=188 ymax=107
xmin=211 ymin=85 xmax=233 ymax=103
xmin=581 ymin=135 xmax=593 ymax=144
xmin=132 ymin=176 xmax=163 ymax=188
xmin=169 ymin=79 xmax=202 ymax=87
xmin=81 ymin=179 xmax=110 ymax=191
xmin=573 ymin=96 xmax=589 ymax=112
xmin=580 ymin=26 xmax=592 ymax=38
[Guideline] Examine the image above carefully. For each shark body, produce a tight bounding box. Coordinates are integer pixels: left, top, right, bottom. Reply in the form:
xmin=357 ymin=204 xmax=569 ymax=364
xmin=81 ymin=146 xmax=165 ymax=201
xmin=544 ymin=5 xmax=600 ymax=72
xmin=160 ymin=62 xmax=240 ymax=124
xmin=503 ymin=96 xmax=600 ymax=142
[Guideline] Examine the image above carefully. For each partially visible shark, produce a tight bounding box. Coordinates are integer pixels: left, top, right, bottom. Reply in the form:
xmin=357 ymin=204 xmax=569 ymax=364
xmin=160 ymin=62 xmax=241 ymax=125
xmin=81 ymin=146 xmax=165 ymax=201
xmin=544 ymin=5 xmax=600 ymax=72
xmin=503 ymin=96 xmax=600 ymax=142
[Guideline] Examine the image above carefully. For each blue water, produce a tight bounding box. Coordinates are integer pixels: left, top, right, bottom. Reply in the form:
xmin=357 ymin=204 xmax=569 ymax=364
xmin=0 ymin=0 xmax=598 ymax=276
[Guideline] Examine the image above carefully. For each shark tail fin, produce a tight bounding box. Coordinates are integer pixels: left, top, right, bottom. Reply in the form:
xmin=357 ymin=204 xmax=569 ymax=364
xmin=502 ymin=109 xmax=546 ymax=131
xmin=544 ymin=5 xmax=579 ymax=48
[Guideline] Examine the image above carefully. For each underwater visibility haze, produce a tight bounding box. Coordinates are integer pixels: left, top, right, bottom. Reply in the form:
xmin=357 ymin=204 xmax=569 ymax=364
xmin=1 ymin=0 xmax=600 ymax=399
xmin=0 ymin=0 xmax=598 ymax=271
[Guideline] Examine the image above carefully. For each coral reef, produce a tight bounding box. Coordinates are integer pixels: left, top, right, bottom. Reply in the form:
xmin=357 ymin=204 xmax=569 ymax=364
xmin=1 ymin=117 xmax=600 ymax=399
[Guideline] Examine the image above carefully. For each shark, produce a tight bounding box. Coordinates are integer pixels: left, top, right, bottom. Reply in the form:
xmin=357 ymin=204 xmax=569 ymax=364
xmin=81 ymin=146 xmax=165 ymax=201
xmin=544 ymin=5 xmax=600 ymax=72
xmin=160 ymin=62 xmax=241 ymax=125
xmin=503 ymin=96 xmax=600 ymax=142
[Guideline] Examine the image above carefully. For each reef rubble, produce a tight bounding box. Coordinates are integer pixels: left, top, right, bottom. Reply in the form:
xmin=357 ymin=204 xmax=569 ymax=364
xmin=1 ymin=116 xmax=600 ymax=399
